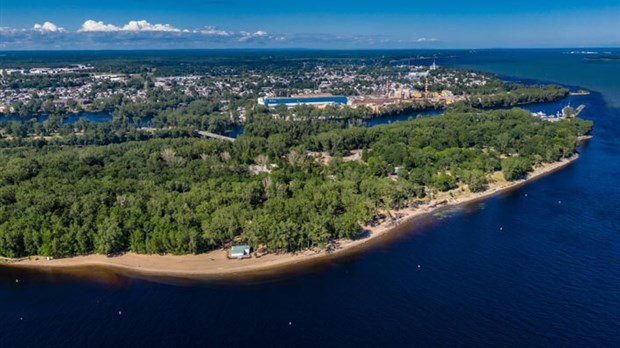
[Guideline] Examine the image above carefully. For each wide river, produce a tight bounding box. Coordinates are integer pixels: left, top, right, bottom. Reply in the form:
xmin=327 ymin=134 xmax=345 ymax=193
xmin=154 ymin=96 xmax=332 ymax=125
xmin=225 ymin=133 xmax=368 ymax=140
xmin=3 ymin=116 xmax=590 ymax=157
xmin=1 ymin=50 xmax=619 ymax=347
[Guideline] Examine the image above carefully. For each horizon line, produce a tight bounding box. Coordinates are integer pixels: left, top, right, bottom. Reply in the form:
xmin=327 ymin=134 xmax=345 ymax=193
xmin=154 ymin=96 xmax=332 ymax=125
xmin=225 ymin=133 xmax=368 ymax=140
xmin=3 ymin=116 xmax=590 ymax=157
xmin=1 ymin=46 xmax=619 ymax=53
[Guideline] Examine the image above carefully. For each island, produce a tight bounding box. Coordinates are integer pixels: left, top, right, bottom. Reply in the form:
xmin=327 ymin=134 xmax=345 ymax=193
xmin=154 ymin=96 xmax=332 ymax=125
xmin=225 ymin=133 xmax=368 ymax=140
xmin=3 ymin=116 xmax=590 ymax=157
xmin=0 ymin=53 xmax=593 ymax=278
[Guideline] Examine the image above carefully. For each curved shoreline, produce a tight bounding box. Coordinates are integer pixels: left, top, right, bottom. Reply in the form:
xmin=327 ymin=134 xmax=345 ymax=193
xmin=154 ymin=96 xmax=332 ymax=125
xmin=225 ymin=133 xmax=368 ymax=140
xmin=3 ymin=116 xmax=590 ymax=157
xmin=0 ymin=152 xmax=585 ymax=280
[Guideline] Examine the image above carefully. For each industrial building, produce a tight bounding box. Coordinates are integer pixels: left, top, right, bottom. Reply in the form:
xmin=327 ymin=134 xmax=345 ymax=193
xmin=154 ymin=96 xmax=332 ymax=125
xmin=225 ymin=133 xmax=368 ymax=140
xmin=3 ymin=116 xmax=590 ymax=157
xmin=258 ymin=94 xmax=348 ymax=108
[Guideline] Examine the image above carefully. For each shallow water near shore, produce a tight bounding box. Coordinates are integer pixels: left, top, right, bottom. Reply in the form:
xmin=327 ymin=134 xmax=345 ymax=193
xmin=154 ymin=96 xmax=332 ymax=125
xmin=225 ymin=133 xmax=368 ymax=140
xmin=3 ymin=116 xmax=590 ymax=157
xmin=1 ymin=50 xmax=619 ymax=347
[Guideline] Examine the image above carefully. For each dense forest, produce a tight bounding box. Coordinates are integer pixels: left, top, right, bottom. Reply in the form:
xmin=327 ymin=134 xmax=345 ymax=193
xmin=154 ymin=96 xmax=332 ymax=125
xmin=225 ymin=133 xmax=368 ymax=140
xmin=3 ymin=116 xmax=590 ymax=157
xmin=0 ymin=108 xmax=592 ymax=258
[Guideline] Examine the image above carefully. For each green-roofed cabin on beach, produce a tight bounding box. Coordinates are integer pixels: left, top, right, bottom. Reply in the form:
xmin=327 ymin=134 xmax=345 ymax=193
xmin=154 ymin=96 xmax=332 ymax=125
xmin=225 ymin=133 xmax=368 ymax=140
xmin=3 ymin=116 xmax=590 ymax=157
xmin=229 ymin=245 xmax=251 ymax=259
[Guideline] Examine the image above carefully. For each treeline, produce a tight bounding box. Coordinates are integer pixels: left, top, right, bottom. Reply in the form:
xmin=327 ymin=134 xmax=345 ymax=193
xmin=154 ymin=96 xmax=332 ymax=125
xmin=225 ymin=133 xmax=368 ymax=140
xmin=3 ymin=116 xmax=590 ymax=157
xmin=0 ymin=108 xmax=591 ymax=258
xmin=2 ymin=73 xmax=91 ymax=89
xmin=0 ymin=115 xmax=200 ymax=148
xmin=0 ymin=50 xmax=423 ymax=75
xmin=466 ymin=85 xmax=568 ymax=108
xmin=246 ymin=84 xmax=566 ymax=123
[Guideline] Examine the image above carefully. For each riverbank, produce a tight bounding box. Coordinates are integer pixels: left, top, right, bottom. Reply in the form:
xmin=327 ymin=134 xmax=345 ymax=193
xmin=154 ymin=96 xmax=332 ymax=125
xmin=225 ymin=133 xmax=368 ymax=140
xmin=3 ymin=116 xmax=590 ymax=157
xmin=1 ymin=153 xmax=582 ymax=279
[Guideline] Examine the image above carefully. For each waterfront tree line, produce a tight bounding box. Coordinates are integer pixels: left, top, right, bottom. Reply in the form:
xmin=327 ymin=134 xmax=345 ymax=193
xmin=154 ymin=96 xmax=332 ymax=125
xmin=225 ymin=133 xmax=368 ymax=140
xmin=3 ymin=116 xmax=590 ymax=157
xmin=0 ymin=108 xmax=591 ymax=258
xmin=0 ymin=82 xmax=568 ymax=149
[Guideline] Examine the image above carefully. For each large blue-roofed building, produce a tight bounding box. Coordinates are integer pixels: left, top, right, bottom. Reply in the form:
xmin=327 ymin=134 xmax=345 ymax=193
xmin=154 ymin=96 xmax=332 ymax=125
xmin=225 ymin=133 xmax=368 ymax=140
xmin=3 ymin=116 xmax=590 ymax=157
xmin=258 ymin=95 xmax=348 ymax=108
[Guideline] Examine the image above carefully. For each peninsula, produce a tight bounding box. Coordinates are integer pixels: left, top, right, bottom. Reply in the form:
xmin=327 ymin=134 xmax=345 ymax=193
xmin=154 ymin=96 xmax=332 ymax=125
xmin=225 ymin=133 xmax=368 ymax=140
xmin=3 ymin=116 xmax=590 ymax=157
xmin=3 ymin=151 xmax=585 ymax=278
xmin=0 ymin=104 xmax=592 ymax=278
xmin=0 ymin=54 xmax=594 ymax=278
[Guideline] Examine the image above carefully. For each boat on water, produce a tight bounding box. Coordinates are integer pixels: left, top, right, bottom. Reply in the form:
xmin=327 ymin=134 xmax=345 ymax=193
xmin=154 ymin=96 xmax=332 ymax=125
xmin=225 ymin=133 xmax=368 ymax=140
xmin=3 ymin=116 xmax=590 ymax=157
xmin=569 ymin=89 xmax=590 ymax=96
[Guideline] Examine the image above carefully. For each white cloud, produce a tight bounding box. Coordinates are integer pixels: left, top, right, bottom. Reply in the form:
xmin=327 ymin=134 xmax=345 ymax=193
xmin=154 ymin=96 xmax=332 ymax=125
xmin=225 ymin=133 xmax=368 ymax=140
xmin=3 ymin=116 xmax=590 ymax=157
xmin=196 ymin=26 xmax=233 ymax=36
xmin=2 ymin=21 xmax=439 ymax=49
xmin=122 ymin=20 xmax=180 ymax=32
xmin=416 ymin=37 xmax=438 ymax=42
xmin=0 ymin=27 xmax=18 ymax=33
xmin=33 ymin=22 xmax=65 ymax=33
xmin=79 ymin=20 xmax=120 ymax=32
xmin=79 ymin=20 xmax=180 ymax=32
xmin=239 ymin=30 xmax=269 ymax=42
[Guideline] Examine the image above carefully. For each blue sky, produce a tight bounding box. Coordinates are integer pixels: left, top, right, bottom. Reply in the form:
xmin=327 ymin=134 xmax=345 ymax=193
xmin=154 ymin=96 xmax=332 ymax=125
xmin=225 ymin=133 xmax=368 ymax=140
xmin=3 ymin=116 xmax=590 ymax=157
xmin=1 ymin=0 xmax=619 ymax=49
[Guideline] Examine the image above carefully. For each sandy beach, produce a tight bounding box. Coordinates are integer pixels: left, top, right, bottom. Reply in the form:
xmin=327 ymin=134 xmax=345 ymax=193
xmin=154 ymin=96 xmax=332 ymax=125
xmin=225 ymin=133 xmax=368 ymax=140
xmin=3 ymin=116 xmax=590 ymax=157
xmin=1 ymin=153 xmax=582 ymax=279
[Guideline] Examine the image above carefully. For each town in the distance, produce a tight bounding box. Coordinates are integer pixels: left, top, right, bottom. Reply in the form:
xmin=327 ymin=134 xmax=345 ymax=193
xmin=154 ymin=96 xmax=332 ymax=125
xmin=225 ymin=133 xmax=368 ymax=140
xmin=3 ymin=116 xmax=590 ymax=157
xmin=1 ymin=56 xmax=579 ymax=126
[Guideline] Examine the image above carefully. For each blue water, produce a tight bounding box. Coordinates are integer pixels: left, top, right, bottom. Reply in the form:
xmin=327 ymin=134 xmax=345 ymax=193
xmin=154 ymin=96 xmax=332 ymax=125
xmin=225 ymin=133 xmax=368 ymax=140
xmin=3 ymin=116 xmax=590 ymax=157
xmin=443 ymin=49 xmax=620 ymax=107
xmin=1 ymin=50 xmax=619 ymax=347
xmin=0 ymin=112 xmax=113 ymax=124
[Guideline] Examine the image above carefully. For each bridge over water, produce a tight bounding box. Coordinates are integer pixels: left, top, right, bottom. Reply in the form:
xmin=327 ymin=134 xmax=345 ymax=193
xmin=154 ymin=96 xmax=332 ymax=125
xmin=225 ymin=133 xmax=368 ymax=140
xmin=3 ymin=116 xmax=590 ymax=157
xmin=196 ymin=131 xmax=236 ymax=142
